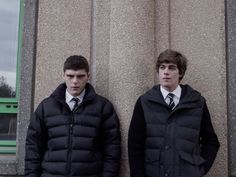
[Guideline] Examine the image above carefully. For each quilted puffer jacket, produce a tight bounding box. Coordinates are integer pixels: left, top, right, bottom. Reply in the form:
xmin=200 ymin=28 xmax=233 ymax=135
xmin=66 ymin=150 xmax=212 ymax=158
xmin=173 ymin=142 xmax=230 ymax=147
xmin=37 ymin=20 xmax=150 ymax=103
xmin=25 ymin=83 xmax=121 ymax=177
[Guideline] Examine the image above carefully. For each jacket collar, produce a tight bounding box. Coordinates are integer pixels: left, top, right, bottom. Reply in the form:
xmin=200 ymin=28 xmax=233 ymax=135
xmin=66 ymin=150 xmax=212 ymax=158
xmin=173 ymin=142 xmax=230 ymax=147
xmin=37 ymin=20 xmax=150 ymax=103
xmin=145 ymin=84 xmax=203 ymax=110
xmin=50 ymin=82 xmax=96 ymax=105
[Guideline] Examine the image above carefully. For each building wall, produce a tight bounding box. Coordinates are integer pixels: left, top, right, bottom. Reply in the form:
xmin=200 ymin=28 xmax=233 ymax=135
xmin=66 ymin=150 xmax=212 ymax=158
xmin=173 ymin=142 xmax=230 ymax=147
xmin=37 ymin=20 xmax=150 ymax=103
xmin=226 ymin=0 xmax=236 ymax=176
xmin=32 ymin=0 xmax=227 ymax=177
xmin=9 ymin=0 xmax=230 ymax=176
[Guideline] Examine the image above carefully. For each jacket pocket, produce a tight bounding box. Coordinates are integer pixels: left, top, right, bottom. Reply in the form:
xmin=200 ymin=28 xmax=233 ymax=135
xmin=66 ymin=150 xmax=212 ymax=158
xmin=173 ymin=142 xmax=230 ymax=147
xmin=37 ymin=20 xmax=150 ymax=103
xmin=145 ymin=149 xmax=161 ymax=177
xmin=178 ymin=151 xmax=205 ymax=177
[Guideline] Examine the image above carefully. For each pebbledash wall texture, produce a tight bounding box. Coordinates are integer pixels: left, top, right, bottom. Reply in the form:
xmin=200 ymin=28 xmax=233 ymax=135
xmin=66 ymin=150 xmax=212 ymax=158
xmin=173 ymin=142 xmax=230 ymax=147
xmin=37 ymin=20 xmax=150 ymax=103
xmin=2 ymin=0 xmax=236 ymax=176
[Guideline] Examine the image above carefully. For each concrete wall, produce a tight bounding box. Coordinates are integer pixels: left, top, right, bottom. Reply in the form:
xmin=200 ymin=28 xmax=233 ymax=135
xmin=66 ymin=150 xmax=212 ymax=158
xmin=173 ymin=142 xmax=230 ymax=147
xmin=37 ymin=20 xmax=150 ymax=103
xmin=34 ymin=0 xmax=227 ymax=177
xmin=227 ymin=0 xmax=236 ymax=176
xmin=34 ymin=0 xmax=92 ymax=105
xmin=13 ymin=0 xmax=228 ymax=176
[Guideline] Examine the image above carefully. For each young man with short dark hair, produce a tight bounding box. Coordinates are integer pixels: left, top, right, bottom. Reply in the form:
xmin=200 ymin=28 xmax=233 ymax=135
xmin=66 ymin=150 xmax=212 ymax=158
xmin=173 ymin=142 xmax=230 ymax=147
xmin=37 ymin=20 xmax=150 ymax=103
xmin=128 ymin=49 xmax=220 ymax=177
xmin=25 ymin=55 xmax=121 ymax=177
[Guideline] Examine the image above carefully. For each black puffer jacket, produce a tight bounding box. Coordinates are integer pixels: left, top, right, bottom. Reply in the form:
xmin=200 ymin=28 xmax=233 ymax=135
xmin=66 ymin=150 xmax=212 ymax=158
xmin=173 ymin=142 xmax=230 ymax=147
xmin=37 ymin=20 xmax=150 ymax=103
xmin=128 ymin=84 xmax=219 ymax=177
xmin=25 ymin=83 xmax=121 ymax=177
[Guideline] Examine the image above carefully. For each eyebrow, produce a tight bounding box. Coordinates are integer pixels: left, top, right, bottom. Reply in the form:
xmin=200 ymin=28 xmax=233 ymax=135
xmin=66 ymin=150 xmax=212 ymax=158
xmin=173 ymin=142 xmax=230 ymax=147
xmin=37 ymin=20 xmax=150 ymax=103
xmin=160 ymin=64 xmax=177 ymax=66
xmin=66 ymin=74 xmax=74 ymax=76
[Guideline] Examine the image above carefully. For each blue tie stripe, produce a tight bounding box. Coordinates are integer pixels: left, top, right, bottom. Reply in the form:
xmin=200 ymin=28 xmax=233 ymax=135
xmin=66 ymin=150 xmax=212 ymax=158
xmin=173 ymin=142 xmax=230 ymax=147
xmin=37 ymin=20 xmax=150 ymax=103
xmin=72 ymin=97 xmax=80 ymax=112
xmin=167 ymin=93 xmax=175 ymax=110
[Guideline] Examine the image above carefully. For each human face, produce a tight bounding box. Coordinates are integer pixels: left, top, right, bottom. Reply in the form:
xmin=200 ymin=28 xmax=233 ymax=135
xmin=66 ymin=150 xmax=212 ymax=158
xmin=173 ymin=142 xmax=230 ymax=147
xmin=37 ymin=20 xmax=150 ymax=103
xmin=158 ymin=63 xmax=181 ymax=92
xmin=64 ymin=69 xmax=90 ymax=97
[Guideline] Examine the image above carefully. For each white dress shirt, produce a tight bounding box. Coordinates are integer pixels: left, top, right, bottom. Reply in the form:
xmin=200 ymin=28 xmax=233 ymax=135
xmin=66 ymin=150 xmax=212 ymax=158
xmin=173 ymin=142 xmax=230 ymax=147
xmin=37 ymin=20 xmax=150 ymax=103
xmin=160 ymin=85 xmax=182 ymax=108
xmin=65 ymin=89 xmax=86 ymax=110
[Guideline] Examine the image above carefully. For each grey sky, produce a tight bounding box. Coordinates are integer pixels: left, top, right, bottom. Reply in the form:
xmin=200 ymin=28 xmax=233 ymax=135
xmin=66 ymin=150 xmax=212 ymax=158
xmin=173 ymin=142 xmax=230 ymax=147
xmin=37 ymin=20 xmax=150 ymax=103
xmin=0 ymin=0 xmax=20 ymax=88
xmin=0 ymin=0 xmax=19 ymax=72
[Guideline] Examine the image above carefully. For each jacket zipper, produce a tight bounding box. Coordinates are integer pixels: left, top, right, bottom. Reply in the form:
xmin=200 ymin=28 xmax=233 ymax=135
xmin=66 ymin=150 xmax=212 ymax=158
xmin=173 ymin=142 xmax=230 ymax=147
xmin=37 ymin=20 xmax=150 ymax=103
xmin=67 ymin=113 xmax=74 ymax=177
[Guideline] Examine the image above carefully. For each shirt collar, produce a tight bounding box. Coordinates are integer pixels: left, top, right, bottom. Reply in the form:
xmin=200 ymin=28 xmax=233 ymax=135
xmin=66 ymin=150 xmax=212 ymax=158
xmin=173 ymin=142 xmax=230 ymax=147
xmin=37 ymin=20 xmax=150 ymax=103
xmin=65 ymin=89 xmax=86 ymax=104
xmin=160 ymin=85 xmax=181 ymax=99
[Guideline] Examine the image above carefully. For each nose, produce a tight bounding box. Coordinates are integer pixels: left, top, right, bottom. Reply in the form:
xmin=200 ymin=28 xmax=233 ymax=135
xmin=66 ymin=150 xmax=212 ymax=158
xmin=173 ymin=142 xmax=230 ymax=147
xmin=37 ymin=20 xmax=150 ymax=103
xmin=72 ymin=77 xmax=79 ymax=84
xmin=163 ymin=68 xmax=169 ymax=74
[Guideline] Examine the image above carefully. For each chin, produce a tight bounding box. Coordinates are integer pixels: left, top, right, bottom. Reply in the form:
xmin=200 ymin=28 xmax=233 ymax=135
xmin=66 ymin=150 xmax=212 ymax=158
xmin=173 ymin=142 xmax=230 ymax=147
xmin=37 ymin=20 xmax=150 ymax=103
xmin=162 ymin=83 xmax=171 ymax=88
xmin=162 ymin=85 xmax=172 ymax=91
xmin=73 ymin=92 xmax=80 ymax=96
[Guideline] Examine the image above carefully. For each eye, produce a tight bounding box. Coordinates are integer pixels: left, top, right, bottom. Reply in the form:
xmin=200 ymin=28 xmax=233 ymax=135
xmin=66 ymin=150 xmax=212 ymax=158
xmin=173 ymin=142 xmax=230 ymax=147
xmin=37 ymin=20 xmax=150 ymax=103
xmin=169 ymin=65 xmax=177 ymax=70
xmin=77 ymin=75 xmax=86 ymax=79
xmin=159 ymin=65 xmax=165 ymax=70
xmin=66 ymin=74 xmax=74 ymax=79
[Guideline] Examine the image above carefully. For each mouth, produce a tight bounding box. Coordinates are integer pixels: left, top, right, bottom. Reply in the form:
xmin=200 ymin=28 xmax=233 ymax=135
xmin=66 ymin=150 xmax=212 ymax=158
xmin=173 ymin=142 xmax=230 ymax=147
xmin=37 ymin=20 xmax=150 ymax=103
xmin=71 ymin=86 xmax=79 ymax=90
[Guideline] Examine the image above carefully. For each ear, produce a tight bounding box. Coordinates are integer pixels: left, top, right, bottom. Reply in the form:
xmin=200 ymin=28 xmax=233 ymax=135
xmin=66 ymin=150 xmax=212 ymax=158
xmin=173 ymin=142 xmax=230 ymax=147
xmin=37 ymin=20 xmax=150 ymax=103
xmin=87 ymin=72 xmax=90 ymax=81
xmin=179 ymin=73 xmax=183 ymax=82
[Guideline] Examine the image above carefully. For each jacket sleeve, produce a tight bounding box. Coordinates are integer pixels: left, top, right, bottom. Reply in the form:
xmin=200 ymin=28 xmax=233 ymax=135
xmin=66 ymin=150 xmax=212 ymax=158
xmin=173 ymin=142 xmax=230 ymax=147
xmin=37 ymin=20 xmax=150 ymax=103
xmin=200 ymin=102 xmax=220 ymax=174
xmin=128 ymin=97 xmax=146 ymax=177
xmin=25 ymin=102 xmax=47 ymax=177
xmin=101 ymin=101 xmax=121 ymax=177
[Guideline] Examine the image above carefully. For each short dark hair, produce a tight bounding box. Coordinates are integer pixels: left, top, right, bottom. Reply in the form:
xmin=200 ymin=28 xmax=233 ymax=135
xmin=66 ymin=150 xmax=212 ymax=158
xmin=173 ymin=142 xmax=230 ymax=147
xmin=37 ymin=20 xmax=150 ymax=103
xmin=156 ymin=49 xmax=188 ymax=81
xmin=63 ymin=55 xmax=89 ymax=73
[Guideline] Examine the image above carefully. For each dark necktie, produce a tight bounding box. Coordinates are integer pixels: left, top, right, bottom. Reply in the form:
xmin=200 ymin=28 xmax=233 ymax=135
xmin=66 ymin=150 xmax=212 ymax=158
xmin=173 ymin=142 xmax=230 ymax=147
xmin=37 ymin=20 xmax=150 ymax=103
xmin=71 ymin=97 xmax=80 ymax=112
xmin=167 ymin=93 xmax=175 ymax=110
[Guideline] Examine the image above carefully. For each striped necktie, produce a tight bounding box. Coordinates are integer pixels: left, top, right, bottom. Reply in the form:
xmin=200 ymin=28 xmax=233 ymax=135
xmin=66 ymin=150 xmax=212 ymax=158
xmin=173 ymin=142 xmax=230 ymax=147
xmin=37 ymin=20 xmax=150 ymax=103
xmin=167 ymin=93 xmax=175 ymax=110
xmin=71 ymin=97 xmax=80 ymax=112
